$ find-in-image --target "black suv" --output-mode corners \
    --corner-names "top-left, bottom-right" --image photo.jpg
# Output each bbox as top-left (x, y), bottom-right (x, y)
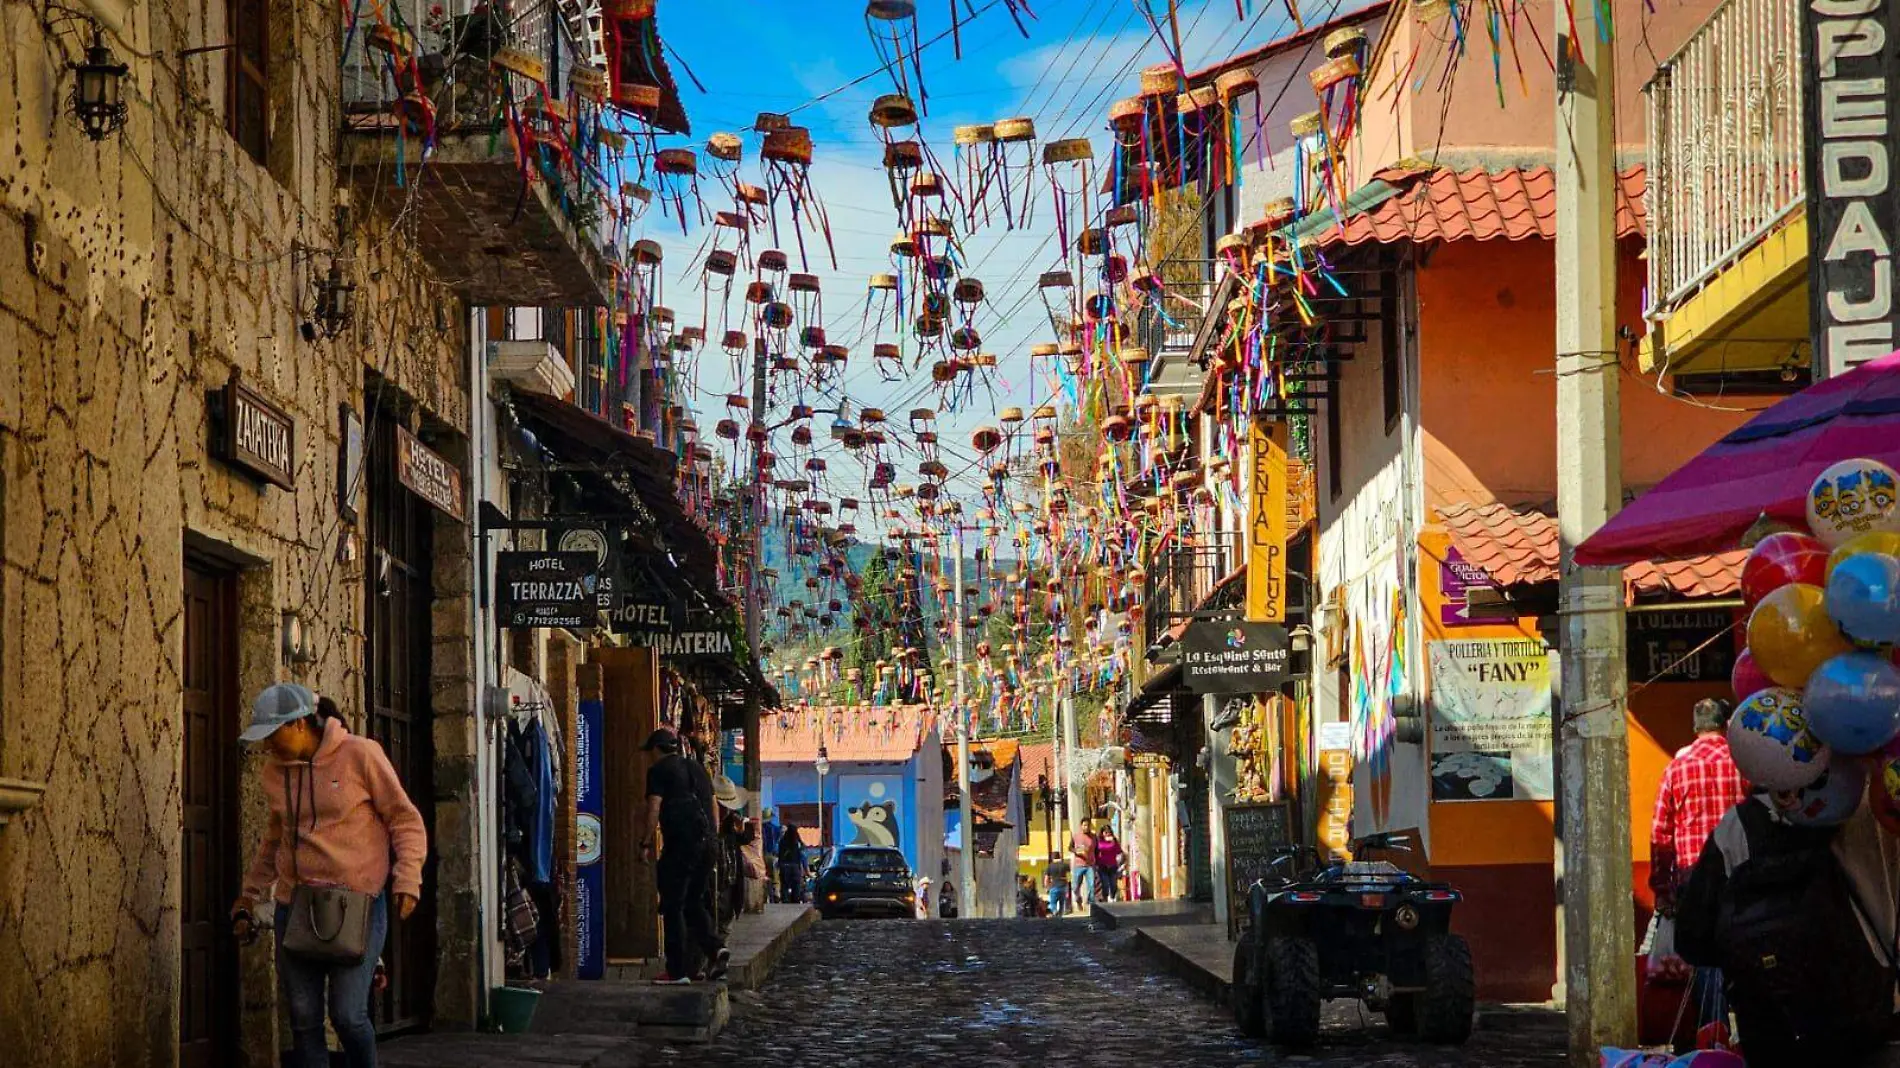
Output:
top-left (813, 846), bottom-right (917, 919)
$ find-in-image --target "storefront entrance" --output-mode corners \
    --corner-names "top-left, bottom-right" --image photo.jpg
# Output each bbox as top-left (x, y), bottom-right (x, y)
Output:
top-left (366, 415), bottom-right (438, 1033)
top-left (180, 559), bottom-right (239, 1068)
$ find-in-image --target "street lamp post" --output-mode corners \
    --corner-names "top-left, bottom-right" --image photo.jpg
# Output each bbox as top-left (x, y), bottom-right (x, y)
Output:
top-left (814, 745), bottom-right (830, 849)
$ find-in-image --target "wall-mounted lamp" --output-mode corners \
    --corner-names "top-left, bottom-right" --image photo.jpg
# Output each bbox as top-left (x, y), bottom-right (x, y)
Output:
top-left (281, 610), bottom-right (314, 666)
top-left (70, 31), bottom-right (128, 141)
top-left (314, 259), bottom-right (357, 337)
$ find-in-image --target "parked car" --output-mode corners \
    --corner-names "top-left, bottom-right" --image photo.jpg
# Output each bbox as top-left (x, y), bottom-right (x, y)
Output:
top-left (813, 846), bottom-right (917, 919)
top-left (1232, 833), bottom-right (1474, 1047)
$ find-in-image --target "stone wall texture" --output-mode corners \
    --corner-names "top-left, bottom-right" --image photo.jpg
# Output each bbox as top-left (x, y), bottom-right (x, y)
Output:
top-left (0, 0), bottom-right (473, 1064)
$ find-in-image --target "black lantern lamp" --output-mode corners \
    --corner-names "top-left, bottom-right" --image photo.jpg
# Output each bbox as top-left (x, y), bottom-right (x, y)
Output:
top-left (314, 259), bottom-right (356, 337)
top-left (71, 32), bottom-right (129, 141)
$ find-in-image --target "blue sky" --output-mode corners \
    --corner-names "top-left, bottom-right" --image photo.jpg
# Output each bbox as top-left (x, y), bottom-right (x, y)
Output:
top-left (642, 0), bottom-right (1317, 514)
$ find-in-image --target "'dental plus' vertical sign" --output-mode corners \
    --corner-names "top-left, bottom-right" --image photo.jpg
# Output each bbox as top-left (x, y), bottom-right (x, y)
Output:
top-left (1804, 0), bottom-right (1900, 377)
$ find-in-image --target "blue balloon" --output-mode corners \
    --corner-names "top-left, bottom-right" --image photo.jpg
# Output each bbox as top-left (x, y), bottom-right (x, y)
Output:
top-left (1827, 552), bottom-right (1900, 646)
top-left (1805, 652), bottom-right (1900, 755)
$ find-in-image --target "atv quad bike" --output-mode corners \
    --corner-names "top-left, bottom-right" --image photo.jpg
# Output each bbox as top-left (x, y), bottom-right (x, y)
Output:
top-left (1231, 832), bottom-right (1475, 1047)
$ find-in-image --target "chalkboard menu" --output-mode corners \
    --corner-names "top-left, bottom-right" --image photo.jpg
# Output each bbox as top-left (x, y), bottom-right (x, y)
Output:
top-left (1224, 801), bottom-right (1293, 936)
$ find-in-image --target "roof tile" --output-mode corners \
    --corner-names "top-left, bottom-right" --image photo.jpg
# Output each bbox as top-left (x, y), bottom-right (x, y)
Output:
top-left (1321, 166), bottom-right (1647, 247)
top-left (1437, 501), bottom-right (1740, 601)
top-left (761, 704), bottom-right (936, 764)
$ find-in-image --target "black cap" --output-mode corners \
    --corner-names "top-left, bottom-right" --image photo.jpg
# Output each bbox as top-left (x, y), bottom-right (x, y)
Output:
top-left (643, 727), bottom-right (680, 752)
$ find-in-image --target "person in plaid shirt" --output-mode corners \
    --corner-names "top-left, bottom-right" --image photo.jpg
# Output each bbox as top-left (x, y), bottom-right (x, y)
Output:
top-left (1651, 698), bottom-right (1750, 913)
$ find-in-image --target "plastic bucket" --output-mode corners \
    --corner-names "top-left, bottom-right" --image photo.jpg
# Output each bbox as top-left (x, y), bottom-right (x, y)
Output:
top-left (489, 985), bottom-right (541, 1034)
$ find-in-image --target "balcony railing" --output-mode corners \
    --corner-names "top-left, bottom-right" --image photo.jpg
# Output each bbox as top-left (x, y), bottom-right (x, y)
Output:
top-left (344, 1), bottom-right (588, 134)
top-left (1644, 0), bottom-right (1802, 316)
top-left (1142, 530), bottom-right (1243, 653)
top-left (1137, 259), bottom-right (1221, 357)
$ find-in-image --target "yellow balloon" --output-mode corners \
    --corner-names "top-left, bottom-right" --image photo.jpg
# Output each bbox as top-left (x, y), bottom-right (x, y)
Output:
top-left (1827, 532), bottom-right (1900, 576)
top-left (1747, 582), bottom-right (1853, 689)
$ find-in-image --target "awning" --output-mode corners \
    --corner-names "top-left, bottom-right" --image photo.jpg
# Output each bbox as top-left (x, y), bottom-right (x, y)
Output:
top-left (1438, 501), bottom-right (1743, 601)
top-left (1283, 165), bottom-right (1648, 247)
top-left (506, 390), bottom-right (724, 601)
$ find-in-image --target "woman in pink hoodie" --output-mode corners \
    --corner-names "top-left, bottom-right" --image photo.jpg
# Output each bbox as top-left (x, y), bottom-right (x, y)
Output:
top-left (231, 683), bottom-right (427, 1068)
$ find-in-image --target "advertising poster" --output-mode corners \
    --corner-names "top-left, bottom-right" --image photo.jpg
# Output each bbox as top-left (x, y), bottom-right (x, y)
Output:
top-left (837, 773), bottom-right (905, 856)
top-left (575, 696), bottom-right (604, 978)
top-left (1427, 639), bottom-right (1553, 802)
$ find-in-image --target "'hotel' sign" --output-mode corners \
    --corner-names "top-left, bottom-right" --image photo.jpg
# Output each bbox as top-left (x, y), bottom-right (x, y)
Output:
top-left (218, 381), bottom-right (295, 490)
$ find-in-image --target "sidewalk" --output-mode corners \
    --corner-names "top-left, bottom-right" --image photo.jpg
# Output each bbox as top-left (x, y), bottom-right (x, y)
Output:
top-left (375, 905), bottom-right (817, 1064)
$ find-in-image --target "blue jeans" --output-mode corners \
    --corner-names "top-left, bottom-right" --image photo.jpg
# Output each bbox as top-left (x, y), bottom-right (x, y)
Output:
top-left (1071, 864), bottom-right (1095, 904)
top-left (275, 892), bottom-right (388, 1068)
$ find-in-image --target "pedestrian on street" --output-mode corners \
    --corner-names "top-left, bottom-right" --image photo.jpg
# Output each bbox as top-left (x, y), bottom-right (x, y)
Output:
top-left (777, 823), bottom-right (809, 904)
top-left (713, 777), bottom-right (753, 940)
top-left (1094, 827), bottom-right (1124, 902)
top-left (914, 875), bottom-right (932, 919)
top-left (1017, 875), bottom-right (1041, 918)
top-left (641, 727), bottom-right (729, 984)
top-left (1045, 857), bottom-right (1071, 916)
top-left (230, 685), bottom-right (427, 1068)
top-left (1649, 697), bottom-right (1748, 1042)
top-left (761, 809), bottom-right (783, 901)
top-left (1070, 823), bottom-right (1097, 906)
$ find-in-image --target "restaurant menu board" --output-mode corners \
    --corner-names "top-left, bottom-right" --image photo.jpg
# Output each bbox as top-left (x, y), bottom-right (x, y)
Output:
top-left (1224, 801), bottom-right (1293, 937)
top-left (1427, 639), bottom-right (1554, 802)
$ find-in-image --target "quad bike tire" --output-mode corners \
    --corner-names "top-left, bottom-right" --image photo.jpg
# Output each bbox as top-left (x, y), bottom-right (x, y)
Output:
top-left (1416, 933), bottom-right (1475, 1044)
top-left (1264, 935), bottom-right (1322, 1047)
top-left (1231, 941), bottom-right (1267, 1038)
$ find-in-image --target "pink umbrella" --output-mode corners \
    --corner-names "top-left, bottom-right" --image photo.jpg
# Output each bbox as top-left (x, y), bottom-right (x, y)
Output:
top-left (1576, 350), bottom-right (1900, 566)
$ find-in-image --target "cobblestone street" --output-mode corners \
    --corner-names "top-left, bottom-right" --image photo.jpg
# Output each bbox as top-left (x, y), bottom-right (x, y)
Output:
top-left (638, 919), bottom-right (1568, 1067)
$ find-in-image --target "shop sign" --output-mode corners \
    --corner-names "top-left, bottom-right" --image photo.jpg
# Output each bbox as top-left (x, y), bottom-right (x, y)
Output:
top-left (1244, 420), bottom-right (1289, 623)
top-left (1438, 547), bottom-right (1501, 627)
top-left (496, 551), bottom-right (599, 629)
top-left (1179, 621), bottom-right (1290, 695)
top-left (1426, 639), bottom-right (1553, 802)
top-left (634, 628), bottom-right (736, 658)
top-left (1627, 608), bottom-right (1737, 683)
top-left (395, 425), bottom-right (465, 521)
top-left (338, 404), bottom-right (363, 523)
top-left (1224, 801), bottom-right (1293, 937)
top-left (1803, 0), bottom-right (1900, 377)
top-left (610, 598), bottom-right (681, 634)
top-left (217, 380), bottom-right (295, 489)
top-left (575, 694), bottom-right (604, 979)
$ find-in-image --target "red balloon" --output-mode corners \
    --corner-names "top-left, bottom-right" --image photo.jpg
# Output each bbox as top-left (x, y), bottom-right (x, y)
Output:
top-left (1732, 649), bottom-right (1774, 703)
top-left (1742, 532), bottom-right (1830, 607)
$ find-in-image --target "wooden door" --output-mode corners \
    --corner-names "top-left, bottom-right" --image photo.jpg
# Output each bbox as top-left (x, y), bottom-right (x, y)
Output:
top-left (181, 561), bottom-right (239, 1068)
top-left (365, 416), bottom-right (437, 1033)
top-left (593, 646), bottom-right (659, 961)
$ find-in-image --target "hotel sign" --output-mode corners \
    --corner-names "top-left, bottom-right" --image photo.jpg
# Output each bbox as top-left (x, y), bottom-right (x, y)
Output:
top-left (1803, 0), bottom-right (1900, 377)
top-left (217, 381), bottom-right (295, 490)
top-left (395, 425), bottom-right (465, 522)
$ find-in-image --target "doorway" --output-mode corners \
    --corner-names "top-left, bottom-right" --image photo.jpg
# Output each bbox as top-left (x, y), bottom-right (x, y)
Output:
top-left (365, 415), bottom-right (438, 1033)
top-left (180, 559), bottom-right (239, 1068)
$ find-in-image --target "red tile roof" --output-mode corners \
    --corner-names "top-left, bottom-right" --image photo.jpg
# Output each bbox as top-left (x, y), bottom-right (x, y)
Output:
top-left (1437, 502), bottom-right (1742, 601)
top-left (760, 703), bottom-right (937, 764)
top-left (1319, 166), bottom-right (1648, 247)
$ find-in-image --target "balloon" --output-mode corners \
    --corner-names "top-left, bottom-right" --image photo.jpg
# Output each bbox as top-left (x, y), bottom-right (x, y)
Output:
top-left (1870, 740), bottom-right (1900, 835)
top-left (1770, 756), bottom-right (1868, 827)
top-left (1746, 583), bottom-right (1852, 688)
top-left (1828, 531), bottom-right (1900, 576)
top-left (1731, 648), bottom-right (1774, 703)
top-left (1807, 458), bottom-right (1900, 548)
top-left (1727, 687), bottom-right (1830, 790)
top-left (1805, 651), bottom-right (1900, 755)
top-left (1825, 551), bottom-right (1900, 646)
top-left (1741, 532), bottom-right (1830, 606)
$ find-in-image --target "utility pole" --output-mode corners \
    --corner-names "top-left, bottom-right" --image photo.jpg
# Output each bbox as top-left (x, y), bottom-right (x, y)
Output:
top-left (1062, 688), bottom-right (1082, 869)
top-left (1553, 5), bottom-right (1634, 1062)
top-left (743, 342), bottom-right (769, 820)
top-left (952, 525), bottom-right (977, 918)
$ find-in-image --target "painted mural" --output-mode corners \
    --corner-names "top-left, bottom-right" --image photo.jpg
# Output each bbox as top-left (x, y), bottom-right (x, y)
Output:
top-left (838, 774), bottom-right (905, 851)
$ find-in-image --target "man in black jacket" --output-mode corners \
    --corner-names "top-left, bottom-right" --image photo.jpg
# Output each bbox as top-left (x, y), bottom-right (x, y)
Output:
top-left (641, 727), bottom-right (728, 983)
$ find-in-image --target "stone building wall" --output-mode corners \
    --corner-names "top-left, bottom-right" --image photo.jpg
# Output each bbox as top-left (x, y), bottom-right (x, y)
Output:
top-left (0, 0), bottom-right (477, 1064)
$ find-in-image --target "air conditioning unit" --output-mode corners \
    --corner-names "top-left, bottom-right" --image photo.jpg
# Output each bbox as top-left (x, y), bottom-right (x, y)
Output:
top-left (486, 339), bottom-right (575, 398)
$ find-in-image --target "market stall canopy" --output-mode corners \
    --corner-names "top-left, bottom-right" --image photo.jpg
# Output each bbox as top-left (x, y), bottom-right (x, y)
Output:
top-left (1575, 351), bottom-right (1900, 566)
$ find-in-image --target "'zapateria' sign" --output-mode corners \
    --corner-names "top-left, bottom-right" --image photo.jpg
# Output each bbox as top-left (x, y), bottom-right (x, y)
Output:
top-left (218, 381), bottom-right (295, 489)
top-left (496, 551), bottom-right (599, 629)
top-left (1803, 0), bottom-right (1900, 377)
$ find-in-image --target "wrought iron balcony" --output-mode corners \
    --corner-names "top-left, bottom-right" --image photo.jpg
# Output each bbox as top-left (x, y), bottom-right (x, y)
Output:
top-left (341, 0), bottom-right (616, 306)
top-left (1643, 0), bottom-right (1802, 317)
top-left (1141, 530), bottom-right (1244, 653)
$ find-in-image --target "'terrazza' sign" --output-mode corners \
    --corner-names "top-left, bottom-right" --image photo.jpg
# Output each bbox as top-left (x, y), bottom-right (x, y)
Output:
top-left (1804, 0), bottom-right (1900, 377)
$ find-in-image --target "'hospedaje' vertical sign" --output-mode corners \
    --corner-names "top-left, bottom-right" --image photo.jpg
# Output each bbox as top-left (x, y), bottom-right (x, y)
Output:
top-left (1804, 0), bottom-right (1900, 378)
